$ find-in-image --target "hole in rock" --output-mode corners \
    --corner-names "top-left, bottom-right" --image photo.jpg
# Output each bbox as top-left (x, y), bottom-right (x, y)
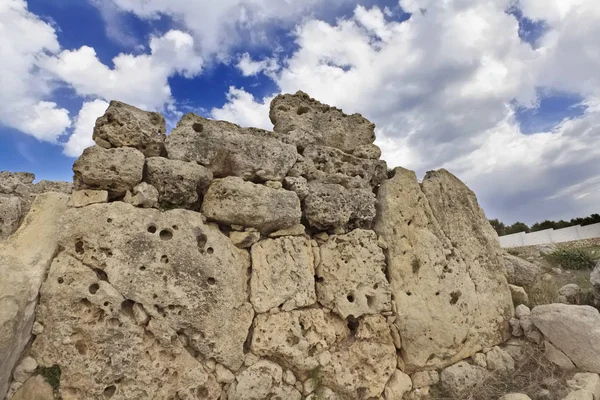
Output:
top-left (315, 275), bottom-right (324, 283)
top-left (104, 302), bottom-right (110, 307)
top-left (94, 268), bottom-right (108, 281)
top-left (109, 166), bottom-right (118, 172)
top-left (147, 225), bottom-right (157, 234)
top-left (347, 315), bottom-right (360, 332)
top-left (297, 106), bottom-right (310, 115)
top-left (450, 291), bottom-right (461, 305)
top-left (103, 385), bottom-right (116, 398)
top-left (139, 266), bottom-right (146, 271)
top-left (192, 123), bottom-right (204, 133)
top-left (407, 219), bottom-right (412, 226)
top-left (197, 234), bottom-right (207, 252)
top-left (207, 277), bottom-right (216, 286)
top-left (57, 277), bottom-right (64, 284)
top-left (75, 340), bottom-right (87, 355)
top-left (346, 294), bottom-right (355, 303)
top-left (206, 247), bottom-right (214, 254)
top-left (406, 291), bottom-right (412, 296)
top-left (107, 218), bottom-right (113, 223)
top-left (75, 240), bottom-right (85, 254)
top-left (121, 300), bottom-right (135, 318)
top-left (159, 229), bottom-right (173, 241)
top-left (196, 387), bottom-right (209, 399)
top-left (89, 284), bottom-right (100, 294)
top-left (435, 291), bottom-right (440, 296)
top-left (172, 225), bottom-right (179, 230)
top-left (366, 295), bottom-right (375, 308)
top-left (160, 255), bottom-right (169, 264)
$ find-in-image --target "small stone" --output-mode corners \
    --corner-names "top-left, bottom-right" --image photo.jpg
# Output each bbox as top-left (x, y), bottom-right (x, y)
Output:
top-left (132, 303), bottom-right (150, 326)
top-left (229, 231), bottom-right (261, 249)
top-left (558, 284), bottom-right (581, 304)
top-left (318, 350), bottom-right (332, 366)
top-left (509, 284), bottom-right (529, 306)
top-left (510, 318), bottom-right (523, 337)
top-left (567, 373), bottom-right (600, 399)
top-left (283, 370), bottom-right (297, 386)
top-left (31, 322), bottom-right (44, 335)
top-left (204, 359), bottom-right (216, 372)
top-left (472, 353), bottom-right (487, 368)
top-left (6, 381), bottom-right (23, 399)
top-left (485, 346), bottom-right (515, 374)
top-left (10, 376), bottom-right (53, 400)
top-left (384, 370), bottom-right (412, 399)
top-left (244, 352), bottom-right (260, 367)
top-left (215, 364), bottom-right (235, 384)
top-left (265, 181), bottom-right (283, 189)
top-left (411, 370), bottom-right (439, 389)
top-left (123, 182), bottom-right (159, 208)
top-left (231, 224), bottom-right (244, 231)
top-left (564, 390), bottom-right (594, 400)
top-left (68, 190), bottom-right (108, 208)
top-left (515, 304), bottom-right (531, 319)
top-left (314, 232), bottom-right (329, 242)
top-left (303, 378), bottom-right (318, 395)
top-left (12, 357), bottom-right (38, 383)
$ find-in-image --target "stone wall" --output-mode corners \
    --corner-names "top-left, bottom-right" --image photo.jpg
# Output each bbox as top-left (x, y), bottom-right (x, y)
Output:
top-left (1, 93), bottom-right (513, 400)
top-left (0, 172), bottom-right (71, 240)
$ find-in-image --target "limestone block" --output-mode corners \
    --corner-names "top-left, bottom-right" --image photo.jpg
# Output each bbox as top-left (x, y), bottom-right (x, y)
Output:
top-left (384, 370), bottom-right (412, 399)
top-left (69, 190), bottom-right (108, 208)
top-left (250, 236), bottom-right (316, 313)
top-left (202, 177), bottom-right (301, 234)
top-left (0, 195), bottom-right (22, 239)
top-left (123, 182), bottom-right (159, 208)
top-left (11, 376), bottom-right (53, 400)
top-left (545, 340), bottom-right (576, 370)
top-left (440, 361), bottom-right (488, 397)
top-left (145, 157), bottom-right (212, 207)
top-left (93, 100), bottom-right (166, 157)
top-left (503, 253), bottom-right (541, 287)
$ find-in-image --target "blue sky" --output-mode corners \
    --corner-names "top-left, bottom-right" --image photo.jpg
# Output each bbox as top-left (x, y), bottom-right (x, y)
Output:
top-left (1, 0), bottom-right (600, 225)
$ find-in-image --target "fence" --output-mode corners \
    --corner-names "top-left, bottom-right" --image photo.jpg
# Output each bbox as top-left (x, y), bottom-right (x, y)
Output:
top-left (498, 223), bottom-right (600, 248)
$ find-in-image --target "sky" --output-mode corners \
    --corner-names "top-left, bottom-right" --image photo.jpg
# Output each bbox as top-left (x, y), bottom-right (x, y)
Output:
top-left (1, 0), bottom-right (600, 225)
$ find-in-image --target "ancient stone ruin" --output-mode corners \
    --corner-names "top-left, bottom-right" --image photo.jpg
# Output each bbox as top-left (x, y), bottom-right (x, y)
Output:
top-left (1, 91), bottom-right (519, 399)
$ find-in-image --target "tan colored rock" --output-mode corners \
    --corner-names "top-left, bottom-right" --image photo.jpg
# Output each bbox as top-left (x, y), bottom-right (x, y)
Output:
top-left (485, 346), bottom-right (515, 374)
top-left (510, 318), bottom-right (524, 337)
top-left (11, 375), bottom-right (54, 400)
top-left (202, 177), bottom-right (301, 234)
top-left (567, 373), bottom-right (600, 399)
top-left (565, 390), bottom-right (595, 400)
top-left (12, 356), bottom-right (38, 383)
top-left (269, 91), bottom-right (375, 152)
top-left (303, 182), bottom-right (375, 231)
top-left (316, 229), bottom-right (391, 319)
top-left (299, 145), bottom-right (387, 188)
top-left (229, 231), bottom-right (261, 248)
top-left (545, 340), bottom-right (576, 370)
top-left (268, 224), bottom-right (306, 238)
top-left (352, 144), bottom-right (382, 160)
top-left (32, 203), bottom-right (253, 386)
top-left (283, 176), bottom-right (309, 199)
top-left (472, 353), bottom-right (487, 368)
top-left (166, 113), bottom-right (297, 182)
top-left (503, 253), bottom-right (541, 287)
top-left (515, 304), bottom-right (531, 319)
top-left (73, 146), bottom-right (145, 198)
top-left (69, 189), bottom-right (108, 208)
top-left (384, 370), bottom-right (412, 399)
top-left (0, 172), bottom-right (34, 193)
top-left (532, 304), bottom-right (600, 373)
top-left (123, 182), bottom-right (159, 208)
top-left (0, 193), bottom-right (68, 399)
top-left (440, 361), bottom-right (488, 397)
top-left (215, 364), bottom-right (235, 384)
top-left (93, 100), bottom-right (166, 157)
top-left (0, 195), bottom-right (22, 239)
top-left (558, 284), bottom-right (581, 304)
top-left (411, 371), bottom-right (439, 389)
top-left (144, 157), bottom-right (213, 207)
top-left (374, 167), bottom-right (512, 372)
top-left (510, 284), bottom-right (530, 306)
top-left (227, 360), bottom-right (287, 400)
top-left (250, 236), bottom-right (316, 313)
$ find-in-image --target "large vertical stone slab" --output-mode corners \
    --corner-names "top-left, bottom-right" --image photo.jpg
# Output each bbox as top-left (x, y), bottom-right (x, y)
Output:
top-left (0, 193), bottom-right (69, 399)
top-left (374, 167), bottom-right (511, 372)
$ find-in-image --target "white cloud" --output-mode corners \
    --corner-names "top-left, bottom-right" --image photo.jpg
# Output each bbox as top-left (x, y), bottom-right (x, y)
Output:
top-left (0, 0), bottom-right (71, 141)
top-left (41, 30), bottom-right (203, 111)
top-left (212, 0), bottom-right (600, 224)
top-left (211, 87), bottom-right (272, 129)
top-left (237, 53), bottom-right (279, 77)
top-left (63, 100), bottom-right (110, 157)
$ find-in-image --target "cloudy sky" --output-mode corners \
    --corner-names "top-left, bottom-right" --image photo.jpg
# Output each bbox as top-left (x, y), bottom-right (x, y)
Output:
top-left (1, 0), bottom-right (599, 225)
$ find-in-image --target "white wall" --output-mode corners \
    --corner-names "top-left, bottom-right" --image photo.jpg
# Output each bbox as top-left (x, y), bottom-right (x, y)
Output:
top-left (498, 222), bottom-right (600, 248)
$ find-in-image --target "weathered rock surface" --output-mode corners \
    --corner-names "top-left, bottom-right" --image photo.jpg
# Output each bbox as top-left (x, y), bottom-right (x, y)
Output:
top-left (374, 167), bottom-right (512, 372)
top-left (532, 304), bottom-right (600, 373)
top-left (166, 113), bottom-right (297, 181)
top-left (302, 182), bottom-right (375, 231)
top-left (316, 229), bottom-right (391, 319)
top-left (503, 253), bottom-right (541, 287)
top-left (0, 196), bottom-right (22, 240)
top-left (270, 91), bottom-right (376, 152)
top-left (567, 373), bottom-right (600, 399)
top-left (384, 370), bottom-right (412, 399)
top-left (202, 177), bottom-right (301, 233)
top-left (31, 202), bottom-right (253, 399)
top-left (251, 310), bottom-right (396, 399)
top-left (510, 284), bottom-right (530, 306)
top-left (10, 375), bottom-right (54, 400)
top-left (440, 361), bottom-right (488, 397)
top-left (545, 340), bottom-right (576, 370)
top-left (69, 189), bottom-right (108, 208)
top-left (0, 193), bottom-right (69, 399)
top-left (123, 182), bottom-right (159, 208)
top-left (250, 236), bottom-right (316, 313)
top-left (227, 360), bottom-right (301, 400)
top-left (93, 100), bottom-right (166, 157)
top-left (144, 157), bottom-right (212, 207)
top-left (73, 146), bottom-right (144, 198)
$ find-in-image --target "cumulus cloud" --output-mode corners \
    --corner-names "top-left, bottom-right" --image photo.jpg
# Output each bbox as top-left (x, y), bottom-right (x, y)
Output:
top-left (63, 100), bottom-right (110, 157)
top-left (237, 53), bottom-right (279, 77)
top-left (211, 0), bottom-right (600, 224)
top-left (41, 30), bottom-right (203, 111)
top-left (0, 0), bottom-right (71, 141)
top-left (211, 87), bottom-right (272, 129)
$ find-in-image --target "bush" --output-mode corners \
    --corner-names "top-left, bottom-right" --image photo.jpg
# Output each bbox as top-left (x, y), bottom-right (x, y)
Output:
top-left (544, 249), bottom-right (596, 271)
